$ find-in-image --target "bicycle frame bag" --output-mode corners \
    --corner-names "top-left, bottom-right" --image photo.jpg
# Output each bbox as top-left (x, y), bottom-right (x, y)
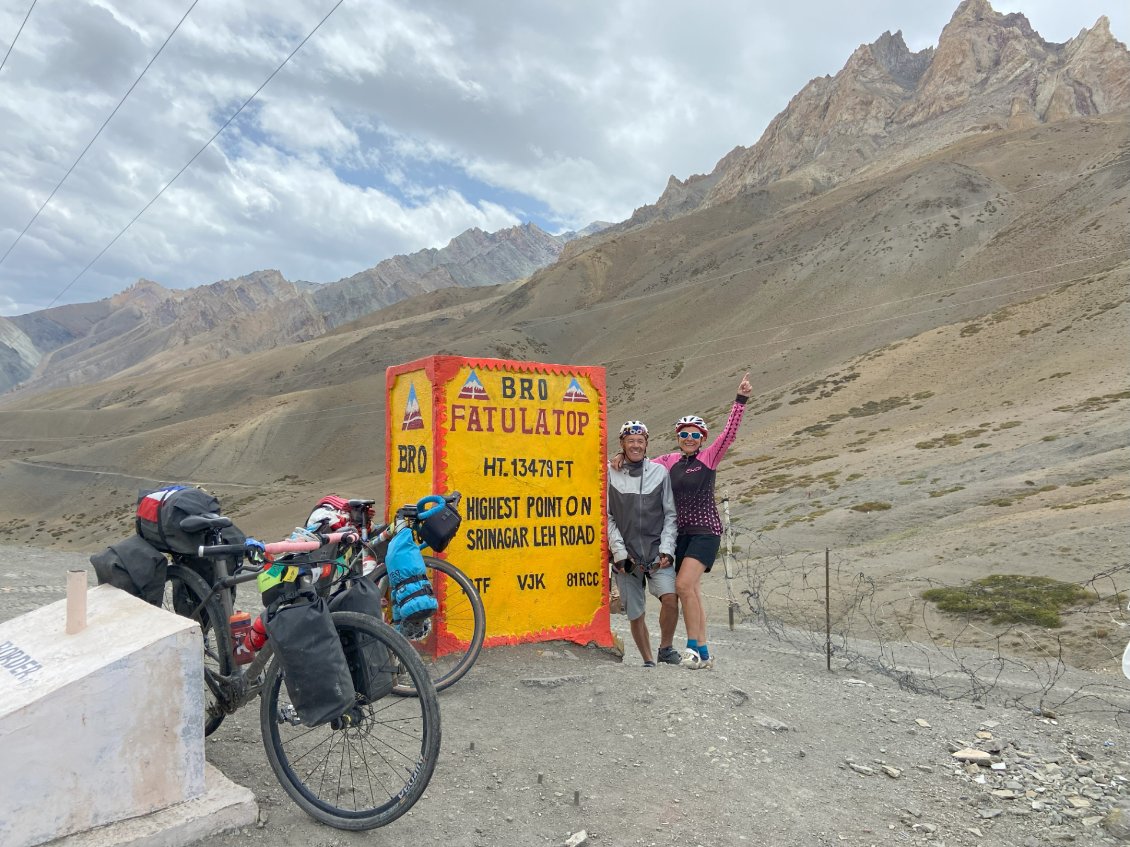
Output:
top-left (90, 535), bottom-right (168, 606)
top-left (415, 503), bottom-right (461, 553)
top-left (265, 594), bottom-right (355, 726)
top-left (136, 485), bottom-right (246, 555)
top-left (328, 578), bottom-right (395, 702)
top-left (386, 527), bottom-right (438, 625)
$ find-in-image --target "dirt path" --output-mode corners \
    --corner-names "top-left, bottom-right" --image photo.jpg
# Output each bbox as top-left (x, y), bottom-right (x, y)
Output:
top-left (3, 544), bottom-right (1129, 846)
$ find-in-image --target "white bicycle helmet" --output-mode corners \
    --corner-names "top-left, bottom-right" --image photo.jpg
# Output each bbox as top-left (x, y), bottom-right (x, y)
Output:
top-left (674, 415), bottom-right (708, 435)
top-left (619, 420), bottom-right (649, 438)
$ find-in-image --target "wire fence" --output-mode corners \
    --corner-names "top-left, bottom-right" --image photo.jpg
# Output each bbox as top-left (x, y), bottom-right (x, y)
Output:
top-left (710, 510), bottom-right (1130, 722)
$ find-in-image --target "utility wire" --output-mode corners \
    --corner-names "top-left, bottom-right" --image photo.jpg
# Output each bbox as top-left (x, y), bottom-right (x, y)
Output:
top-left (0, 0), bottom-right (36, 74)
top-left (0, 0), bottom-right (202, 268)
top-left (44, 0), bottom-right (345, 309)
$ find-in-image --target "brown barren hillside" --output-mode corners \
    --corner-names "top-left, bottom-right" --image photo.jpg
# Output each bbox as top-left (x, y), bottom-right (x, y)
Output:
top-left (0, 118), bottom-right (1125, 646)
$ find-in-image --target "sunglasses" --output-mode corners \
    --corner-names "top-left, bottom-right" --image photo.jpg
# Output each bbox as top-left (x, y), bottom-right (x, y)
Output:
top-left (622, 426), bottom-right (648, 436)
top-left (677, 431), bottom-right (704, 440)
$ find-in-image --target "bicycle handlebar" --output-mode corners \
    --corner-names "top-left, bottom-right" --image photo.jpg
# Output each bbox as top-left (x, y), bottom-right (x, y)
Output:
top-left (197, 531), bottom-right (356, 559)
top-left (263, 531), bottom-right (355, 555)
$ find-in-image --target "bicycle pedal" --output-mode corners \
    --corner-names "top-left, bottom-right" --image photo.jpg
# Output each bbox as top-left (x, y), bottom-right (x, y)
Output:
top-left (277, 704), bottom-right (302, 726)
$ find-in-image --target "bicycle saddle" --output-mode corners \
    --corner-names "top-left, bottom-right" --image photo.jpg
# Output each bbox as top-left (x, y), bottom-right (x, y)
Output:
top-left (180, 513), bottom-right (233, 533)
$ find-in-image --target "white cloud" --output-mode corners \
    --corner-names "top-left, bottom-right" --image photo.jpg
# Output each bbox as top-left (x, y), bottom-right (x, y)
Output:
top-left (0, 0), bottom-right (1124, 314)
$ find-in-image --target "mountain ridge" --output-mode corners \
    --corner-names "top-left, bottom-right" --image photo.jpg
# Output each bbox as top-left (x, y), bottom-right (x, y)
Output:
top-left (2, 222), bottom-right (584, 394)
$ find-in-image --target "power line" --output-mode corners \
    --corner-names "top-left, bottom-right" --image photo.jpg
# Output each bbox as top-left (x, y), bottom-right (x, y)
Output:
top-left (0, 0), bottom-right (202, 268)
top-left (44, 0), bottom-right (345, 309)
top-left (0, 0), bottom-right (36, 74)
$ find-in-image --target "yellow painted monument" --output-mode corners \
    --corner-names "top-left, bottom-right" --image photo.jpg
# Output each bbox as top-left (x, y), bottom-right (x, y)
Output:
top-left (386, 356), bottom-right (612, 648)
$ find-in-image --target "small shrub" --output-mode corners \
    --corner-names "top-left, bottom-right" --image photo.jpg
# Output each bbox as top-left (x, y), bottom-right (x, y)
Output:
top-left (928, 485), bottom-right (965, 498)
top-left (921, 574), bottom-right (1089, 628)
top-left (850, 501), bottom-right (891, 513)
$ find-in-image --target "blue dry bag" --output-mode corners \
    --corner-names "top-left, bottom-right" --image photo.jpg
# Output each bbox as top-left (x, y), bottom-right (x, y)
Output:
top-left (386, 527), bottom-right (438, 625)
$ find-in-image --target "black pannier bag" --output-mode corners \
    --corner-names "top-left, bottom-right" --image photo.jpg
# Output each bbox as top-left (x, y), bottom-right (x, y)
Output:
top-left (136, 485), bottom-right (245, 555)
top-left (264, 594), bottom-right (356, 726)
top-left (90, 535), bottom-right (168, 606)
top-left (416, 502), bottom-right (461, 552)
top-left (329, 578), bottom-right (395, 703)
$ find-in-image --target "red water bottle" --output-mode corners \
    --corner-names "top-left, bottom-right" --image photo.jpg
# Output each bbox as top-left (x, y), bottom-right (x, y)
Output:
top-left (229, 611), bottom-right (254, 665)
top-left (247, 613), bottom-right (268, 652)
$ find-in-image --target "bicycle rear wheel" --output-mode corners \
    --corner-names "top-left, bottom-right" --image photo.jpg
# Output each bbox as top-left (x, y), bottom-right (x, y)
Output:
top-left (373, 555), bottom-right (486, 695)
top-left (162, 564), bottom-right (233, 736)
top-left (260, 610), bottom-right (441, 831)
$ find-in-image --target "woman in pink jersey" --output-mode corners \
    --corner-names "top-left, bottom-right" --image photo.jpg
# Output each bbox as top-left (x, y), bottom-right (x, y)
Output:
top-left (650, 372), bottom-right (752, 669)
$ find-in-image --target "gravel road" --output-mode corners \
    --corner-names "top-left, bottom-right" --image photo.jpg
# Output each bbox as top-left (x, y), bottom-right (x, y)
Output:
top-left (4, 544), bottom-right (1130, 847)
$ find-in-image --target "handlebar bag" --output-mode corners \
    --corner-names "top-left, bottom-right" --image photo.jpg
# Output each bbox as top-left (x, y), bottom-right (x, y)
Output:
top-left (328, 578), bottom-right (395, 702)
top-left (415, 503), bottom-right (461, 553)
top-left (90, 535), bottom-right (168, 606)
top-left (386, 528), bottom-right (438, 625)
top-left (265, 595), bottom-right (355, 726)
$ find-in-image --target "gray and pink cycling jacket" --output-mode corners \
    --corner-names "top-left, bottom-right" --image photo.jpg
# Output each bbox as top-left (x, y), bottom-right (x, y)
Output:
top-left (652, 396), bottom-right (748, 536)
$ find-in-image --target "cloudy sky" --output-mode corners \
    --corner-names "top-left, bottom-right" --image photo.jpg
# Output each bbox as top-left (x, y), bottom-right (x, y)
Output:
top-left (0, 0), bottom-right (1124, 315)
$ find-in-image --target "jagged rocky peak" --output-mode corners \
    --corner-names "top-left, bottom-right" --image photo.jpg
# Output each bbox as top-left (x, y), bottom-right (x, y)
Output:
top-left (867, 30), bottom-right (933, 89)
top-left (110, 278), bottom-right (172, 310)
top-left (699, 0), bottom-right (1129, 208)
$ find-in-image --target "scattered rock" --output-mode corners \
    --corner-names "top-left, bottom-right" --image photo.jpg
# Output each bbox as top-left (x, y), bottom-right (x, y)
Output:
top-left (848, 763), bottom-right (875, 776)
top-left (753, 715), bottom-right (789, 732)
top-left (565, 830), bottom-right (588, 847)
top-left (881, 765), bottom-right (902, 779)
top-left (520, 675), bottom-right (591, 688)
top-left (1104, 802), bottom-right (1130, 840)
top-left (953, 748), bottom-right (993, 765)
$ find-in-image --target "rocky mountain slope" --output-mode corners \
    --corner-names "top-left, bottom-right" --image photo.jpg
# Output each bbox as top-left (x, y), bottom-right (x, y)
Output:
top-left (0, 2), bottom-right (1125, 676)
top-left (615, 0), bottom-right (1129, 235)
top-left (1, 223), bottom-right (570, 394)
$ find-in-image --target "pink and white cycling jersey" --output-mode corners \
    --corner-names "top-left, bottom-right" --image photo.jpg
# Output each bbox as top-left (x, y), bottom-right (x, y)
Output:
top-left (652, 397), bottom-right (748, 535)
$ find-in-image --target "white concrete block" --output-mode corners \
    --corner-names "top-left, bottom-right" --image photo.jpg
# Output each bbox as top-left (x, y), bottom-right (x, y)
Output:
top-left (0, 585), bottom-right (205, 847)
top-left (47, 763), bottom-right (258, 847)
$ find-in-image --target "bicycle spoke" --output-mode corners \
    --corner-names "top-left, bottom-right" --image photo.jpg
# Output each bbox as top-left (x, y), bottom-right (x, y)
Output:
top-left (261, 611), bottom-right (439, 828)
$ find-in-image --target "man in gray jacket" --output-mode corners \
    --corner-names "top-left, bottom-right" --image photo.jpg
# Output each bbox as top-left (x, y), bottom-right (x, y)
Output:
top-left (607, 420), bottom-right (679, 666)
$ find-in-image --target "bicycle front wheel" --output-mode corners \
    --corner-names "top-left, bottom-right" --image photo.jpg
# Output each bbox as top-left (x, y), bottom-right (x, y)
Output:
top-left (259, 610), bottom-right (441, 831)
top-left (373, 555), bottom-right (486, 695)
top-left (162, 564), bottom-right (233, 736)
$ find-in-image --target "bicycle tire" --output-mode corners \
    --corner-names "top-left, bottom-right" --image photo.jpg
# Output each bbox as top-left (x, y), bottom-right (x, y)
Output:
top-left (372, 555), bottom-right (486, 695)
top-left (162, 564), bottom-right (234, 736)
top-left (259, 610), bottom-right (441, 831)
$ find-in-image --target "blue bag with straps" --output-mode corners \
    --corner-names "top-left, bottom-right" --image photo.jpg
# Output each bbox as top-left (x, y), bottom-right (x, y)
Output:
top-left (386, 527), bottom-right (437, 625)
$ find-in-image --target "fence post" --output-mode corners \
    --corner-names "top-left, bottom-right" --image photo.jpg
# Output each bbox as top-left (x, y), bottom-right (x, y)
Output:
top-left (722, 496), bottom-right (737, 630)
top-left (66, 569), bottom-right (87, 635)
top-left (825, 547), bottom-right (831, 671)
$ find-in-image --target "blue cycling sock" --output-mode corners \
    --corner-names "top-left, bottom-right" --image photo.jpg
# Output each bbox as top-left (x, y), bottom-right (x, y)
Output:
top-left (698, 644), bottom-right (710, 660)
top-left (686, 638), bottom-right (698, 651)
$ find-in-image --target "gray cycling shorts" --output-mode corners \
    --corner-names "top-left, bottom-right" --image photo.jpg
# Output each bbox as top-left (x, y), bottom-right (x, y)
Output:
top-left (614, 564), bottom-right (675, 621)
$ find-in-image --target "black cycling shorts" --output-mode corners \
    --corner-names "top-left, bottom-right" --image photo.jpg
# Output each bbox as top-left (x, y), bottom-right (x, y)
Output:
top-left (674, 534), bottom-right (721, 572)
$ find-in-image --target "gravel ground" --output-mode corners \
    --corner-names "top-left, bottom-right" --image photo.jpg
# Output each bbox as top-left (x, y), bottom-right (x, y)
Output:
top-left (4, 544), bottom-right (1130, 847)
